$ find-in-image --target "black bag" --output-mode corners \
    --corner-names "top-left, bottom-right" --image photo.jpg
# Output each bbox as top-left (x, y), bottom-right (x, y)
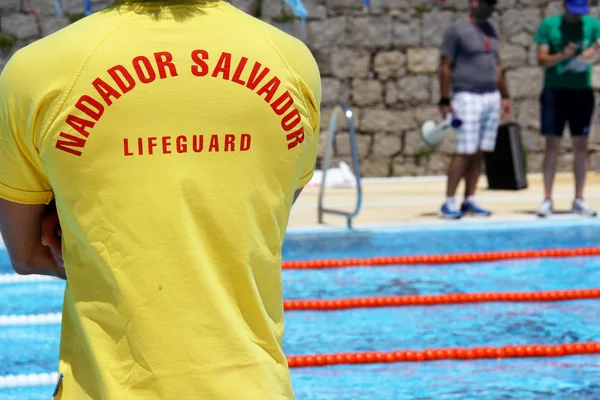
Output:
top-left (484, 122), bottom-right (528, 190)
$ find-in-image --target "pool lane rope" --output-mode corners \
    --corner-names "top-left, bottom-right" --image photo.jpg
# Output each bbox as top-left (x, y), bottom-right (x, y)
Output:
top-left (284, 288), bottom-right (600, 310)
top-left (282, 246), bottom-right (600, 270)
top-left (2, 343), bottom-right (598, 388)
top-left (0, 372), bottom-right (58, 389)
top-left (0, 274), bottom-right (54, 284)
top-left (2, 288), bottom-right (599, 326)
top-left (286, 342), bottom-right (600, 368)
top-left (0, 313), bottom-right (61, 326)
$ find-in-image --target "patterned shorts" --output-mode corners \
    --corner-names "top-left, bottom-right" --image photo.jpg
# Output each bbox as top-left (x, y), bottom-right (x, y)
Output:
top-left (452, 91), bottom-right (501, 155)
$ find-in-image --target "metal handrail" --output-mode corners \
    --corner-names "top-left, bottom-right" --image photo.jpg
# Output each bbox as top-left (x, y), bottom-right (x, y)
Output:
top-left (317, 103), bottom-right (363, 229)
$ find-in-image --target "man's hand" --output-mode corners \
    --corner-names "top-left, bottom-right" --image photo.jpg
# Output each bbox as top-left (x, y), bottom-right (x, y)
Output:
top-left (41, 202), bottom-right (63, 268)
top-left (439, 105), bottom-right (453, 119)
top-left (501, 99), bottom-right (512, 119)
top-left (563, 42), bottom-right (578, 59)
top-left (578, 46), bottom-right (596, 60)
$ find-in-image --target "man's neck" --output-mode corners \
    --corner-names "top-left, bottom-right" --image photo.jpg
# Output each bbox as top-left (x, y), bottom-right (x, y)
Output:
top-left (564, 12), bottom-right (581, 23)
top-left (470, 14), bottom-right (487, 24)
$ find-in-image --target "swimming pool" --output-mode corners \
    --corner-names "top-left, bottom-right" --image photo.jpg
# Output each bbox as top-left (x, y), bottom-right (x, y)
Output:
top-left (1, 218), bottom-right (600, 399)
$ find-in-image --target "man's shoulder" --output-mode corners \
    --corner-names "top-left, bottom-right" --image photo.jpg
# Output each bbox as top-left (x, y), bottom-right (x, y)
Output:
top-left (223, 5), bottom-right (316, 67)
top-left (582, 14), bottom-right (600, 26)
top-left (4, 11), bottom-right (124, 87)
top-left (539, 14), bottom-right (561, 27)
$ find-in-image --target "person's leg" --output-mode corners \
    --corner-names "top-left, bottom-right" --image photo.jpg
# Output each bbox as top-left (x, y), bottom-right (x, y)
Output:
top-left (542, 136), bottom-right (562, 200)
top-left (538, 88), bottom-right (565, 217)
top-left (461, 91), bottom-right (500, 216)
top-left (446, 154), bottom-right (470, 198)
top-left (569, 89), bottom-right (597, 216)
top-left (440, 92), bottom-right (480, 218)
top-left (573, 136), bottom-right (588, 198)
top-left (463, 151), bottom-right (483, 198)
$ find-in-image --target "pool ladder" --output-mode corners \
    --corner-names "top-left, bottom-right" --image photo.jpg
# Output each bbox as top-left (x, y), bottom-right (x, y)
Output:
top-left (317, 103), bottom-right (363, 229)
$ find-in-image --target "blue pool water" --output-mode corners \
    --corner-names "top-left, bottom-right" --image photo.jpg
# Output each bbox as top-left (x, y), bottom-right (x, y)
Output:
top-left (1, 218), bottom-right (600, 399)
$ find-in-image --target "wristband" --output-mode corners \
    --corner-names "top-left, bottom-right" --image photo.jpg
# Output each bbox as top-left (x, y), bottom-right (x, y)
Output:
top-left (438, 97), bottom-right (451, 107)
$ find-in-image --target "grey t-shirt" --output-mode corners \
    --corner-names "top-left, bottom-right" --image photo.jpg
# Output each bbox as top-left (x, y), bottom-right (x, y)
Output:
top-left (441, 18), bottom-right (500, 94)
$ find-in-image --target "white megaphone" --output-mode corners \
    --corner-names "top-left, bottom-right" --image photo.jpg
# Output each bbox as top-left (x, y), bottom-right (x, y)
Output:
top-left (421, 113), bottom-right (462, 148)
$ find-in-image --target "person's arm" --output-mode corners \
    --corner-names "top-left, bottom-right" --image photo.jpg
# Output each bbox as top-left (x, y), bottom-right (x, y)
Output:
top-left (496, 54), bottom-right (512, 118)
top-left (439, 25), bottom-right (457, 116)
top-left (533, 19), bottom-right (574, 69)
top-left (0, 199), bottom-right (65, 279)
top-left (293, 188), bottom-right (304, 204)
top-left (538, 44), bottom-right (573, 69)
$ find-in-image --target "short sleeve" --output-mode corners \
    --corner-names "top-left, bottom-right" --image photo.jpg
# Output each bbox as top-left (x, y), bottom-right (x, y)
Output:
top-left (290, 45), bottom-right (322, 190)
top-left (533, 19), bottom-right (549, 45)
top-left (0, 52), bottom-right (53, 204)
top-left (594, 18), bottom-right (600, 41)
top-left (440, 24), bottom-right (458, 58)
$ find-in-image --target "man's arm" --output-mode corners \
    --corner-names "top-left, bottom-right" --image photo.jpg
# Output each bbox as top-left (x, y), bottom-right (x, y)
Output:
top-left (439, 24), bottom-right (457, 116)
top-left (538, 43), bottom-right (573, 69)
top-left (439, 55), bottom-right (453, 103)
top-left (496, 55), bottom-right (512, 118)
top-left (293, 188), bottom-right (304, 204)
top-left (0, 199), bottom-right (65, 279)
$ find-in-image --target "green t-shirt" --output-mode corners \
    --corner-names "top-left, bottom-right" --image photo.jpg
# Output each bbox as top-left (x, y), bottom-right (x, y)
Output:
top-left (533, 14), bottom-right (600, 89)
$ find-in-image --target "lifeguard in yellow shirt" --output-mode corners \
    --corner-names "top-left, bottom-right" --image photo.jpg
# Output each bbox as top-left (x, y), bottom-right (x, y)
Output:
top-left (0, 0), bottom-right (321, 398)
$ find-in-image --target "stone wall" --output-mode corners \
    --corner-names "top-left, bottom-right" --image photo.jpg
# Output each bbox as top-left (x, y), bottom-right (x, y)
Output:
top-left (1, 0), bottom-right (599, 177)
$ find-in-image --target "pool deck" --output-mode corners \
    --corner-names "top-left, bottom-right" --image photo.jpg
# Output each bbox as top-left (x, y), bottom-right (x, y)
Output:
top-left (288, 172), bottom-right (600, 230)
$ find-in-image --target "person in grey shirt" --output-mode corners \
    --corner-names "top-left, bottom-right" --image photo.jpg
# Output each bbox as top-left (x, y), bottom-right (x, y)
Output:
top-left (438, 0), bottom-right (512, 219)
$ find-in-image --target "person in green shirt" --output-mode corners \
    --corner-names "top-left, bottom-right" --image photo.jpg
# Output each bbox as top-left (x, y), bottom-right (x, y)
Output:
top-left (533, 0), bottom-right (599, 217)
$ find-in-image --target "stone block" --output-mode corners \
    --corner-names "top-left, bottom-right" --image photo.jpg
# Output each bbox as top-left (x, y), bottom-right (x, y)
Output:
top-left (517, 99), bottom-right (541, 132)
top-left (592, 65), bottom-right (600, 90)
top-left (330, 49), bottom-right (371, 79)
top-left (321, 78), bottom-right (351, 105)
top-left (284, 0), bottom-right (327, 19)
top-left (372, 132), bottom-right (402, 157)
top-left (528, 44), bottom-right (539, 66)
top-left (526, 152), bottom-right (544, 173)
top-left (544, 1), bottom-right (562, 17)
top-left (407, 48), bottom-right (439, 73)
top-left (370, 0), bottom-right (411, 14)
top-left (430, 74), bottom-right (440, 104)
top-left (373, 51), bottom-right (406, 80)
top-left (392, 15), bottom-right (421, 48)
top-left (352, 79), bottom-right (383, 106)
top-left (307, 17), bottom-right (347, 50)
top-left (41, 17), bottom-right (69, 37)
top-left (260, 0), bottom-right (283, 18)
top-left (413, 106), bottom-right (441, 125)
top-left (361, 109), bottom-right (415, 133)
top-left (501, 8), bottom-right (541, 37)
top-left (509, 32), bottom-right (533, 47)
top-left (397, 74), bottom-right (431, 104)
top-left (506, 67), bottom-right (543, 99)
top-left (2, 13), bottom-right (39, 40)
top-left (519, 0), bottom-right (547, 7)
top-left (495, 0), bottom-right (518, 10)
top-left (361, 157), bottom-right (393, 177)
top-left (335, 132), bottom-right (373, 158)
top-left (500, 42), bottom-right (528, 69)
top-left (422, 11), bottom-right (455, 47)
top-left (312, 50), bottom-right (332, 76)
top-left (385, 81), bottom-right (399, 105)
top-left (347, 16), bottom-right (393, 48)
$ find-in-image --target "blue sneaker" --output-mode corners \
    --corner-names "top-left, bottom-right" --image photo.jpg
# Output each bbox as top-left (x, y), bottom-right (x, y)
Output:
top-left (439, 202), bottom-right (462, 219)
top-left (461, 200), bottom-right (492, 217)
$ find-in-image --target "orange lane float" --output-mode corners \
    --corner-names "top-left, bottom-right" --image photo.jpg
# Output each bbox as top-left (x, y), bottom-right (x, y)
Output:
top-left (283, 288), bottom-right (600, 311)
top-left (281, 247), bottom-right (600, 270)
top-left (286, 342), bottom-right (600, 368)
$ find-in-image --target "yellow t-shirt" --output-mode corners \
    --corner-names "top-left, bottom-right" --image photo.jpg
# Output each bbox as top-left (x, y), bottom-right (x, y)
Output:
top-left (0, 2), bottom-right (321, 399)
